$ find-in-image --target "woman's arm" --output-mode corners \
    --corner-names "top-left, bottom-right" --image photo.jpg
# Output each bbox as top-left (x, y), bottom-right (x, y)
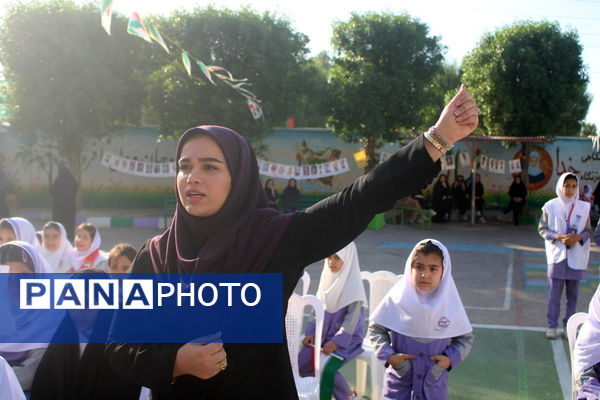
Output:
top-left (282, 134), bottom-right (441, 267)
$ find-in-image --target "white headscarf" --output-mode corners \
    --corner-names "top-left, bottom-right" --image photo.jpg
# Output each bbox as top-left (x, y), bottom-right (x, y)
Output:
top-left (0, 356), bottom-right (25, 400)
top-left (316, 242), bottom-right (367, 313)
top-left (72, 226), bottom-right (102, 269)
top-left (371, 239), bottom-right (472, 339)
top-left (41, 222), bottom-right (74, 273)
top-left (555, 173), bottom-right (579, 216)
top-left (2, 217), bottom-right (41, 251)
top-left (574, 284), bottom-right (600, 374)
top-left (0, 241), bottom-right (53, 353)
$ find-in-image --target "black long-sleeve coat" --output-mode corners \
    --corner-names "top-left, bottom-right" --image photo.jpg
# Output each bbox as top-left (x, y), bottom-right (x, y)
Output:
top-left (105, 135), bottom-right (440, 400)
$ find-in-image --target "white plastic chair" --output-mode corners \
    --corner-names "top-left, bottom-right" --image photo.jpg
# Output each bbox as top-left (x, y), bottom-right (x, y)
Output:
top-left (356, 270), bottom-right (403, 400)
top-left (301, 270), bottom-right (311, 296)
top-left (139, 387), bottom-right (151, 400)
top-left (286, 293), bottom-right (324, 400)
top-left (294, 270), bottom-right (311, 296)
top-left (566, 312), bottom-right (588, 400)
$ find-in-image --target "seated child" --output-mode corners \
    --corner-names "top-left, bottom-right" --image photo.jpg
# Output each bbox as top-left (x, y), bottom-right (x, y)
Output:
top-left (573, 284), bottom-right (600, 400)
top-left (72, 223), bottom-right (107, 271)
top-left (107, 243), bottom-right (137, 274)
top-left (298, 241), bottom-right (367, 400)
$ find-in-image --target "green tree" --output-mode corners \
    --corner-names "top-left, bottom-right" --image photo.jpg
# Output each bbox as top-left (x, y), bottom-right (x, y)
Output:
top-left (289, 51), bottom-right (331, 127)
top-left (580, 122), bottom-right (597, 137)
top-left (144, 7), bottom-right (316, 141)
top-left (329, 12), bottom-right (445, 169)
top-left (462, 21), bottom-right (590, 185)
top-left (0, 0), bottom-right (146, 187)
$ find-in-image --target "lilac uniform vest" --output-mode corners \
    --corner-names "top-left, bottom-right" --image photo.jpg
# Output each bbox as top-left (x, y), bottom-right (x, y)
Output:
top-left (382, 332), bottom-right (450, 400)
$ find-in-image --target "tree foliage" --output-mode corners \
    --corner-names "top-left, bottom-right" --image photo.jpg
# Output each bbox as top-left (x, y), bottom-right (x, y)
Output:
top-left (462, 21), bottom-right (590, 138)
top-left (144, 7), bottom-right (317, 141)
top-left (0, 0), bottom-right (146, 184)
top-left (328, 12), bottom-right (445, 167)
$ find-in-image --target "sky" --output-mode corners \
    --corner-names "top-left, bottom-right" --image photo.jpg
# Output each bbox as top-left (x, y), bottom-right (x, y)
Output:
top-left (3, 0), bottom-right (600, 130)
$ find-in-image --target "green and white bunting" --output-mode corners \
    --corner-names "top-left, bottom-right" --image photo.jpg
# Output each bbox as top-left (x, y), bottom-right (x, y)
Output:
top-left (196, 60), bottom-right (215, 85)
top-left (181, 51), bottom-right (192, 77)
top-left (100, 0), bottom-right (113, 35)
top-left (105, 7), bottom-right (264, 119)
top-left (148, 24), bottom-right (169, 54)
top-left (127, 12), bottom-right (152, 43)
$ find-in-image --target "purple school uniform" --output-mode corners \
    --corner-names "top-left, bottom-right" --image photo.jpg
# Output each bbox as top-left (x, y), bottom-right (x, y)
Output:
top-left (540, 210), bottom-right (592, 329)
top-left (377, 332), bottom-right (463, 400)
top-left (298, 305), bottom-right (366, 400)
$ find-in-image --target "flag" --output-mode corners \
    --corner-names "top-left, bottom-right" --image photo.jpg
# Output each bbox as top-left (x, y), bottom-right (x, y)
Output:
top-left (181, 52), bottom-right (193, 77)
top-left (148, 24), bottom-right (170, 53)
top-left (100, 0), bottom-right (113, 35)
top-left (247, 99), bottom-right (263, 120)
top-left (196, 60), bottom-right (215, 85)
top-left (127, 12), bottom-right (152, 43)
top-left (353, 150), bottom-right (368, 168)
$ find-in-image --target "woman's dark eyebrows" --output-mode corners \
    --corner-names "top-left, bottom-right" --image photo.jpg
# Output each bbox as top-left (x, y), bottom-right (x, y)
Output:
top-left (178, 157), bottom-right (224, 163)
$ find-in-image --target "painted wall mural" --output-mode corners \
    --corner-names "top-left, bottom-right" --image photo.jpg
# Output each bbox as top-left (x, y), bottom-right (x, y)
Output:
top-left (1, 126), bottom-right (598, 201)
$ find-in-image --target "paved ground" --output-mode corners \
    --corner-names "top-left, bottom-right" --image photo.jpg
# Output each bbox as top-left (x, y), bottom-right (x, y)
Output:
top-left (19, 208), bottom-right (600, 400)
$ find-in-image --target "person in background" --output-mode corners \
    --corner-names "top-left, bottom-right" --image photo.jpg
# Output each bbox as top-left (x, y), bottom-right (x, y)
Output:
top-left (30, 269), bottom-right (141, 400)
top-left (40, 221), bottom-right (74, 273)
top-left (0, 217), bottom-right (41, 250)
top-left (107, 243), bottom-right (137, 274)
top-left (432, 174), bottom-right (453, 223)
top-left (50, 166), bottom-right (78, 241)
top-left (1, 356), bottom-right (25, 400)
top-left (538, 173), bottom-right (592, 340)
top-left (282, 178), bottom-right (302, 212)
top-left (452, 175), bottom-right (469, 222)
top-left (264, 179), bottom-right (279, 210)
top-left (502, 175), bottom-right (528, 226)
top-left (0, 241), bottom-right (53, 394)
top-left (72, 223), bottom-right (107, 271)
top-left (468, 174), bottom-right (485, 223)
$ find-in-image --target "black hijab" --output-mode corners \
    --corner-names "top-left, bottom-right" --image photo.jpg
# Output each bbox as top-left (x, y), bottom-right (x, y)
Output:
top-left (149, 126), bottom-right (294, 273)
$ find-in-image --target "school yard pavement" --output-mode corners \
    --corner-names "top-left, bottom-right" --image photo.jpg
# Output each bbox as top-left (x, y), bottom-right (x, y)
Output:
top-left (17, 208), bottom-right (600, 400)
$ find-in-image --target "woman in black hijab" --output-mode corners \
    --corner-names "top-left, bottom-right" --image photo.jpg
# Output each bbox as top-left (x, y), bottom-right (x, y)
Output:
top-left (282, 178), bottom-right (301, 212)
top-left (105, 86), bottom-right (479, 400)
top-left (264, 179), bottom-right (278, 209)
top-left (432, 174), bottom-right (453, 222)
top-left (50, 166), bottom-right (78, 240)
top-left (502, 174), bottom-right (528, 225)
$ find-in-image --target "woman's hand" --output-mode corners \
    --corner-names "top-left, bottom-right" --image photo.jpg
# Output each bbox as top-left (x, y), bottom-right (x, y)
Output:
top-left (302, 336), bottom-right (314, 347)
top-left (435, 84), bottom-right (479, 145)
top-left (387, 353), bottom-right (416, 368)
top-left (322, 340), bottom-right (339, 355)
top-left (430, 354), bottom-right (451, 370)
top-left (173, 342), bottom-right (227, 379)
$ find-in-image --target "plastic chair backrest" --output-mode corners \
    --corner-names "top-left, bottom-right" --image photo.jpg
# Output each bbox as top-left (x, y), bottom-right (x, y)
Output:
top-left (286, 294), bottom-right (324, 379)
top-left (301, 270), bottom-right (310, 296)
top-left (566, 312), bottom-right (588, 400)
top-left (361, 270), bottom-right (402, 317)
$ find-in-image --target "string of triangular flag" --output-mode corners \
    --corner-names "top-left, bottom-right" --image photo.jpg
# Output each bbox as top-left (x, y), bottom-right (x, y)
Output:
top-left (440, 152), bottom-right (522, 174)
top-left (100, 1), bottom-right (263, 120)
